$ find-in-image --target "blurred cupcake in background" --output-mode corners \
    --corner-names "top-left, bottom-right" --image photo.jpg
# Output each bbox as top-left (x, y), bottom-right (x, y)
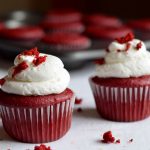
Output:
top-left (40, 9), bottom-right (84, 33)
top-left (89, 33), bottom-right (150, 122)
top-left (127, 19), bottom-right (150, 40)
top-left (41, 21), bottom-right (85, 33)
top-left (44, 9), bottom-right (82, 24)
top-left (84, 14), bottom-right (122, 27)
top-left (0, 26), bottom-right (45, 41)
top-left (39, 32), bottom-right (91, 51)
top-left (86, 25), bottom-right (133, 48)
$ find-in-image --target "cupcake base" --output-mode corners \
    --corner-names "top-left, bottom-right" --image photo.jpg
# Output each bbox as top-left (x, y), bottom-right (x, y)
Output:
top-left (90, 76), bottom-right (150, 122)
top-left (0, 88), bottom-right (75, 143)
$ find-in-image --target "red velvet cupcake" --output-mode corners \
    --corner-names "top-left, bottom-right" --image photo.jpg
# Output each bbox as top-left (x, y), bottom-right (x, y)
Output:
top-left (127, 19), bottom-right (150, 40)
top-left (86, 26), bottom-right (132, 39)
top-left (40, 32), bottom-right (91, 51)
top-left (44, 9), bottom-right (82, 24)
top-left (0, 26), bottom-right (45, 41)
top-left (86, 26), bottom-right (133, 48)
top-left (84, 14), bottom-right (122, 27)
top-left (41, 21), bottom-right (85, 33)
top-left (89, 33), bottom-right (150, 122)
top-left (0, 47), bottom-right (75, 143)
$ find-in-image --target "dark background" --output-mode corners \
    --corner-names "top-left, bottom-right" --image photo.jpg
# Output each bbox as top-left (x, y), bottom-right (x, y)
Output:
top-left (0, 0), bottom-right (149, 19)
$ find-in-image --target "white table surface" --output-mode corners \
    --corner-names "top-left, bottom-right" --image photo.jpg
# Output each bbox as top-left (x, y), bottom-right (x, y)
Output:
top-left (0, 58), bottom-right (150, 150)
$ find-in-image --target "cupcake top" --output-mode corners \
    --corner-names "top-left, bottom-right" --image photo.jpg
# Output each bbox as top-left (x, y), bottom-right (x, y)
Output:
top-left (96, 33), bottom-right (150, 78)
top-left (0, 48), bottom-right (70, 95)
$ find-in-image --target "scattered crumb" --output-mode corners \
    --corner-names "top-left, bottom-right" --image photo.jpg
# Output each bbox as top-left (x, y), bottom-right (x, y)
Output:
top-left (75, 97), bottom-right (82, 104)
top-left (101, 131), bottom-right (115, 143)
top-left (115, 139), bottom-right (121, 144)
top-left (34, 144), bottom-right (51, 150)
top-left (128, 139), bottom-right (133, 143)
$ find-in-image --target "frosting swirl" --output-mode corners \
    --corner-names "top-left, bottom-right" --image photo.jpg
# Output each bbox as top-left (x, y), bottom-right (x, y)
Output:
top-left (1, 48), bottom-right (70, 95)
top-left (96, 33), bottom-right (150, 78)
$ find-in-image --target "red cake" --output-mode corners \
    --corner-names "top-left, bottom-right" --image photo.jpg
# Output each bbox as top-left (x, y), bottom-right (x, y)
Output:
top-left (0, 48), bottom-right (75, 143)
top-left (0, 26), bottom-right (45, 41)
top-left (41, 32), bottom-right (91, 51)
top-left (89, 33), bottom-right (150, 122)
top-left (127, 19), bottom-right (150, 40)
top-left (86, 26), bottom-right (133, 39)
top-left (84, 14), bottom-right (122, 27)
top-left (45, 9), bottom-right (82, 23)
top-left (41, 21), bottom-right (85, 33)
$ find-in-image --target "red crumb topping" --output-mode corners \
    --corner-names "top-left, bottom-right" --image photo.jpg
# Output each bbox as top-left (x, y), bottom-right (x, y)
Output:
top-left (129, 139), bottom-right (133, 143)
top-left (94, 58), bottom-right (105, 65)
top-left (101, 131), bottom-right (115, 143)
top-left (21, 47), bottom-right (39, 57)
top-left (75, 97), bottom-right (82, 104)
top-left (125, 43), bottom-right (131, 51)
top-left (116, 32), bottom-right (134, 44)
top-left (115, 139), bottom-right (120, 144)
top-left (34, 144), bottom-right (51, 150)
top-left (12, 61), bottom-right (28, 77)
top-left (136, 42), bottom-right (142, 50)
top-left (33, 55), bottom-right (47, 66)
top-left (0, 78), bottom-right (5, 86)
top-left (77, 108), bottom-right (83, 112)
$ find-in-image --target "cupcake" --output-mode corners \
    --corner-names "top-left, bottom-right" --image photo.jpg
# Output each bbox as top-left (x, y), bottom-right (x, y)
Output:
top-left (40, 32), bottom-right (91, 51)
top-left (127, 19), bottom-right (150, 40)
top-left (84, 14), bottom-right (122, 27)
top-left (89, 33), bottom-right (150, 122)
top-left (40, 21), bottom-right (85, 33)
top-left (0, 47), bottom-right (75, 143)
top-left (44, 9), bottom-right (82, 24)
top-left (0, 26), bottom-right (45, 41)
top-left (86, 26), bottom-right (132, 48)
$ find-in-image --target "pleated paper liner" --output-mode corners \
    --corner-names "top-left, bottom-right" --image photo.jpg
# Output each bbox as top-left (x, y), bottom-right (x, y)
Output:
top-left (0, 96), bottom-right (75, 143)
top-left (89, 78), bottom-right (150, 122)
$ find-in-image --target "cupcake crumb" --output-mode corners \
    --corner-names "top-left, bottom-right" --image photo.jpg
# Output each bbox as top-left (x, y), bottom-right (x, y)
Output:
top-left (75, 97), bottom-right (82, 104)
top-left (101, 131), bottom-right (115, 143)
top-left (115, 139), bottom-right (121, 144)
top-left (34, 144), bottom-right (51, 150)
top-left (128, 139), bottom-right (133, 143)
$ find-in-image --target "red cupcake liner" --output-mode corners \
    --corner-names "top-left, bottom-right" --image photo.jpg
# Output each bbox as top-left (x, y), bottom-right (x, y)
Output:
top-left (89, 78), bottom-right (150, 122)
top-left (0, 96), bottom-right (75, 143)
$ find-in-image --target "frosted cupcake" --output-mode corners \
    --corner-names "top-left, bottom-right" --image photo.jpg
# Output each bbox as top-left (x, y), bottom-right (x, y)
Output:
top-left (0, 47), bottom-right (75, 143)
top-left (89, 33), bottom-right (150, 122)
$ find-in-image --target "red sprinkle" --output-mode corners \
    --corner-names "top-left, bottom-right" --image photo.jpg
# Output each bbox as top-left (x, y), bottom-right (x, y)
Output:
top-left (21, 47), bottom-right (39, 57)
top-left (77, 108), bottom-right (83, 112)
top-left (75, 97), bottom-right (82, 104)
top-left (116, 32), bottom-right (134, 44)
top-left (0, 78), bottom-right (5, 86)
top-left (136, 42), bottom-right (142, 50)
top-left (101, 131), bottom-right (115, 143)
top-left (12, 61), bottom-right (28, 77)
top-left (33, 56), bottom-right (47, 66)
top-left (115, 139), bottom-right (121, 144)
top-left (94, 58), bottom-right (105, 65)
top-left (125, 43), bottom-right (131, 51)
top-left (129, 139), bottom-right (133, 143)
top-left (34, 144), bottom-right (51, 150)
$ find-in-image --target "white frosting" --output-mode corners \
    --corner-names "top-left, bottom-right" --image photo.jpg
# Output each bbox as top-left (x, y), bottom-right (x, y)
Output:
top-left (96, 39), bottom-right (150, 78)
top-left (1, 52), bottom-right (70, 95)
